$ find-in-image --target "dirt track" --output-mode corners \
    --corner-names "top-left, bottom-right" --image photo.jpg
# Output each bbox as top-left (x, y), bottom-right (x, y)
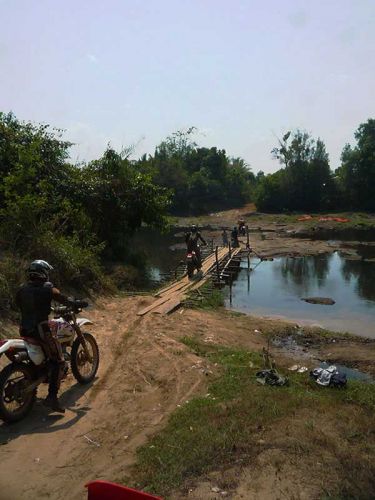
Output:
top-left (1, 294), bottom-right (375, 499)
top-left (2, 205), bottom-right (375, 498)
top-left (0, 296), bottom-right (213, 500)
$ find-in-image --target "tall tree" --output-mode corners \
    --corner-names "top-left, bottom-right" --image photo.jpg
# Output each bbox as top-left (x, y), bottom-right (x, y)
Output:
top-left (336, 119), bottom-right (375, 210)
top-left (257, 131), bottom-right (334, 212)
top-left (136, 128), bottom-right (255, 214)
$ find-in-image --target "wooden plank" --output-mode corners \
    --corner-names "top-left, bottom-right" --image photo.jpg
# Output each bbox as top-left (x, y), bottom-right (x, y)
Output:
top-left (156, 275), bottom-right (190, 296)
top-left (153, 294), bottom-right (187, 315)
top-left (137, 281), bottom-right (192, 316)
top-left (155, 248), bottom-right (222, 296)
top-left (137, 246), bottom-right (237, 316)
top-left (158, 280), bottom-right (190, 298)
top-left (188, 248), bottom-right (233, 292)
top-left (154, 280), bottom-right (179, 297)
top-left (137, 295), bottom-right (175, 316)
top-left (138, 278), bottom-right (195, 316)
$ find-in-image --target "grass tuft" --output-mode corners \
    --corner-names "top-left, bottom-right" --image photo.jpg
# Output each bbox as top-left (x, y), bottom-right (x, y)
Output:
top-left (132, 338), bottom-right (375, 497)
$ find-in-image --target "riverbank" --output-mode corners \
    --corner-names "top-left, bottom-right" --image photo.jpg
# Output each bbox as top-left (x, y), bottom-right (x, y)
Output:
top-left (1, 294), bottom-right (375, 499)
top-left (176, 203), bottom-right (375, 262)
top-left (2, 206), bottom-right (375, 499)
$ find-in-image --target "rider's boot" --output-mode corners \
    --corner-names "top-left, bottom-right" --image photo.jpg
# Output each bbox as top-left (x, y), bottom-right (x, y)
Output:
top-left (44, 360), bottom-right (66, 413)
top-left (43, 394), bottom-right (65, 413)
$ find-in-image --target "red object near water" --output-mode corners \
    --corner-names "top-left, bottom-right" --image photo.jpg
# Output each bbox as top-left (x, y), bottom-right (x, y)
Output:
top-left (86, 480), bottom-right (163, 500)
top-left (297, 215), bottom-right (313, 221)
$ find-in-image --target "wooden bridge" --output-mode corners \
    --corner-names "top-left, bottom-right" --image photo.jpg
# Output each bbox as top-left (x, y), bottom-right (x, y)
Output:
top-left (137, 245), bottom-right (249, 316)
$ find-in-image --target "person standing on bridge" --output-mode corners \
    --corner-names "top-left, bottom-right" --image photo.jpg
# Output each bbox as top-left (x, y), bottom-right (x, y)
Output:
top-left (185, 225), bottom-right (207, 270)
top-left (231, 226), bottom-right (239, 248)
top-left (222, 228), bottom-right (228, 247)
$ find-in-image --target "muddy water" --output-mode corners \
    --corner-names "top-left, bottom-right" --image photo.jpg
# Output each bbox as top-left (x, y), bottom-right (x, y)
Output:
top-left (224, 252), bottom-right (375, 338)
top-left (131, 228), bottom-right (187, 286)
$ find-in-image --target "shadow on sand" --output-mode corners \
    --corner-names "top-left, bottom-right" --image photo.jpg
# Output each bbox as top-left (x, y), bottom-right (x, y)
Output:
top-left (0, 377), bottom-right (97, 445)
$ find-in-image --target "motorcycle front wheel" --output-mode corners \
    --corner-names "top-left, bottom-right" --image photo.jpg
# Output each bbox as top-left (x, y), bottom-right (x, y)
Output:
top-left (0, 363), bottom-right (36, 423)
top-left (187, 261), bottom-right (194, 278)
top-left (71, 332), bottom-right (99, 384)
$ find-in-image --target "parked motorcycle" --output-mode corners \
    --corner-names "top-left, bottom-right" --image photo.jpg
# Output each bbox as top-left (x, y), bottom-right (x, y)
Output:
top-left (0, 301), bottom-right (99, 423)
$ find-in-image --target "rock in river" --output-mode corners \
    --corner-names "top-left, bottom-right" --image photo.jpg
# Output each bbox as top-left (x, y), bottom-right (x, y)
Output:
top-left (301, 297), bottom-right (336, 305)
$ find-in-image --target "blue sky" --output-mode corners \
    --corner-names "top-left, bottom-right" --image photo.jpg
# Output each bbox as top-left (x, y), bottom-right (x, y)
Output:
top-left (1, 0), bottom-right (374, 173)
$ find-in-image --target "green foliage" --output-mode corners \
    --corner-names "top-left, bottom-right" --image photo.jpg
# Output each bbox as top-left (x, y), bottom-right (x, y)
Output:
top-left (256, 120), bottom-right (375, 214)
top-left (336, 119), bottom-right (375, 211)
top-left (76, 147), bottom-right (171, 258)
top-left (137, 128), bottom-right (256, 214)
top-left (186, 285), bottom-right (224, 310)
top-left (0, 112), bottom-right (171, 314)
top-left (256, 130), bottom-right (336, 212)
top-left (0, 256), bottom-right (27, 315)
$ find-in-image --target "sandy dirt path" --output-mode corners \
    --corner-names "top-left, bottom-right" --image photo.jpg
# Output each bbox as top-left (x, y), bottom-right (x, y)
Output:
top-left (1, 294), bottom-right (375, 500)
top-left (0, 296), bottom-right (210, 500)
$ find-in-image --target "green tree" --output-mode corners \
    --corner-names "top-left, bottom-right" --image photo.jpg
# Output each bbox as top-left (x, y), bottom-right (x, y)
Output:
top-left (336, 119), bottom-right (375, 210)
top-left (257, 130), bottom-right (334, 212)
top-left (0, 112), bottom-right (103, 290)
top-left (0, 112), bottom-right (172, 295)
top-left (80, 148), bottom-right (171, 257)
top-left (138, 128), bottom-right (255, 214)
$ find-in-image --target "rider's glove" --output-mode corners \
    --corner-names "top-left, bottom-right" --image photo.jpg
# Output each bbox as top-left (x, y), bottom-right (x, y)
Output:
top-left (75, 300), bottom-right (89, 309)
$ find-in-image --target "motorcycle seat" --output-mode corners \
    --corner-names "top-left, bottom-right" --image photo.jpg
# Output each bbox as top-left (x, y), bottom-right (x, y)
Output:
top-left (21, 336), bottom-right (43, 346)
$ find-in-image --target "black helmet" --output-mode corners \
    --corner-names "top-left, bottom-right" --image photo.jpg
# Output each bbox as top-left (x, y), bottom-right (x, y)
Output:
top-left (191, 225), bottom-right (197, 233)
top-left (28, 260), bottom-right (53, 281)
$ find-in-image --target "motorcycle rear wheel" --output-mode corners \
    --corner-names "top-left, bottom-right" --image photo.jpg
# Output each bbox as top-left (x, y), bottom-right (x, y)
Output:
top-left (71, 332), bottom-right (99, 384)
top-left (0, 363), bottom-right (36, 423)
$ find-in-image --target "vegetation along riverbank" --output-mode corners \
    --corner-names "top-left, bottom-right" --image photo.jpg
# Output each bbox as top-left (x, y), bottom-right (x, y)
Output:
top-left (1, 111), bottom-right (375, 499)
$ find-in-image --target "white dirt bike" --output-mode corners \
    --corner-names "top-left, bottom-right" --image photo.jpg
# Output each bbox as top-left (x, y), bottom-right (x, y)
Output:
top-left (0, 302), bottom-right (99, 423)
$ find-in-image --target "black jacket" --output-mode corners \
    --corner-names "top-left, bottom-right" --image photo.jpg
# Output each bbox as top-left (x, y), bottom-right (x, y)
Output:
top-left (16, 280), bottom-right (69, 333)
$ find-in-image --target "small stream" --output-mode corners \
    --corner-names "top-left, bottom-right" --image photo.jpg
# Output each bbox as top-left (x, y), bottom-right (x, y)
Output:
top-left (224, 252), bottom-right (375, 338)
top-left (131, 229), bottom-right (375, 339)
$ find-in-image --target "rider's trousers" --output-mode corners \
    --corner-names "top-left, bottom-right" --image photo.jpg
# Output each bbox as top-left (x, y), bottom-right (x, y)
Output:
top-left (37, 322), bottom-right (66, 397)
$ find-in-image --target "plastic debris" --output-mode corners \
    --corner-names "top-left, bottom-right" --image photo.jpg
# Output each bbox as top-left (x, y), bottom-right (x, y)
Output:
top-left (288, 365), bottom-right (300, 371)
top-left (310, 366), bottom-right (347, 387)
top-left (84, 435), bottom-right (101, 448)
top-left (297, 366), bottom-right (308, 373)
top-left (289, 365), bottom-right (315, 374)
top-left (256, 369), bottom-right (288, 386)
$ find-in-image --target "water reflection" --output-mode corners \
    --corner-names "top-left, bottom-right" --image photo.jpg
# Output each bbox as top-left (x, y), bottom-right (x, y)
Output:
top-left (277, 254), bottom-right (333, 295)
top-left (341, 259), bottom-right (375, 302)
top-left (225, 252), bottom-right (375, 338)
top-left (131, 228), bottom-right (185, 285)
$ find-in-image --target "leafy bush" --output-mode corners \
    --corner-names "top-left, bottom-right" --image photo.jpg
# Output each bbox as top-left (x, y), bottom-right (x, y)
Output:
top-left (0, 112), bottom-right (171, 315)
top-left (0, 256), bottom-right (27, 315)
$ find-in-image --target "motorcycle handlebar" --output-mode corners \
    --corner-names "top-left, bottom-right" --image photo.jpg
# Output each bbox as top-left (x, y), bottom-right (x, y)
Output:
top-left (52, 300), bottom-right (89, 316)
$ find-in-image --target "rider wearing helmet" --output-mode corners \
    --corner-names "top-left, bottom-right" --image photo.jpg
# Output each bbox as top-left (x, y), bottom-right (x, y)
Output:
top-left (185, 225), bottom-right (207, 270)
top-left (16, 260), bottom-right (80, 413)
